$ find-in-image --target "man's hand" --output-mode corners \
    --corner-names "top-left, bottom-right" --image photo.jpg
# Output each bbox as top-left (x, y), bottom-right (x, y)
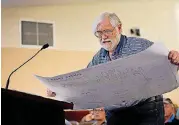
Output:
top-left (82, 113), bottom-right (94, 122)
top-left (168, 50), bottom-right (179, 65)
top-left (47, 89), bottom-right (56, 97)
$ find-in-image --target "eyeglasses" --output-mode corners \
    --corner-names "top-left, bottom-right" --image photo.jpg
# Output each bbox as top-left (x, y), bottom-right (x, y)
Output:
top-left (94, 27), bottom-right (115, 38)
top-left (92, 108), bottom-right (104, 113)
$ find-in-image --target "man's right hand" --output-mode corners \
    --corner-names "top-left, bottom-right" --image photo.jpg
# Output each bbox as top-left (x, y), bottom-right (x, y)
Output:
top-left (47, 89), bottom-right (56, 97)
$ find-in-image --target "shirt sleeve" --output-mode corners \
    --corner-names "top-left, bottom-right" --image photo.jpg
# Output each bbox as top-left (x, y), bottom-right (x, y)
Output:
top-left (87, 57), bottom-right (96, 68)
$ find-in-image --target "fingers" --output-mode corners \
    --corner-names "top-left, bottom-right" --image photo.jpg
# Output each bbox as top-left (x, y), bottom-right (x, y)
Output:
top-left (174, 56), bottom-right (179, 64)
top-left (84, 114), bottom-right (93, 121)
top-left (168, 51), bottom-right (173, 59)
top-left (168, 51), bottom-right (179, 65)
top-left (47, 89), bottom-right (56, 97)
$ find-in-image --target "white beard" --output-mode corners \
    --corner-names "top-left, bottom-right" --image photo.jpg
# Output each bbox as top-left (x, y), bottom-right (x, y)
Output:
top-left (101, 34), bottom-right (121, 52)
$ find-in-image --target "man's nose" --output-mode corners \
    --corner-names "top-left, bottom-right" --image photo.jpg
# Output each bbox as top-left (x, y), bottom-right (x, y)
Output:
top-left (101, 33), bottom-right (108, 40)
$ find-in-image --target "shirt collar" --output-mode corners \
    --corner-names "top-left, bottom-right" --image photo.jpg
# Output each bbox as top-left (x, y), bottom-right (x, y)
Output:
top-left (167, 114), bottom-right (175, 123)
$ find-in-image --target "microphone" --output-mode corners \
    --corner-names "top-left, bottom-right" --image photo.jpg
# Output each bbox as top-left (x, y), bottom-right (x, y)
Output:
top-left (5, 43), bottom-right (49, 89)
top-left (41, 43), bottom-right (49, 50)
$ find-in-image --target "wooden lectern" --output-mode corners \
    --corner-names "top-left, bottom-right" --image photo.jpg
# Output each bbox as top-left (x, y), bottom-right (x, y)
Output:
top-left (1, 88), bottom-right (73, 125)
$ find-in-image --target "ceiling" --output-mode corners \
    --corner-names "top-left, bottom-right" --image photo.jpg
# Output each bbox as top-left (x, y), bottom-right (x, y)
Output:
top-left (1, 0), bottom-right (114, 8)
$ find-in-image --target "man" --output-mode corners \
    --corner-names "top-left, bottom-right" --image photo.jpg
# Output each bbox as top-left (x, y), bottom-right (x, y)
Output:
top-left (47, 12), bottom-right (179, 125)
top-left (164, 98), bottom-right (176, 123)
top-left (80, 108), bottom-right (106, 125)
top-left (164, 98), bottom-right (179, 125)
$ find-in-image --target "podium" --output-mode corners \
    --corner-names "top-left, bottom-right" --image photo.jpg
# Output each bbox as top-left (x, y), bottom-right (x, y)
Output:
top-left (1, 88), bottom-right (73, 125)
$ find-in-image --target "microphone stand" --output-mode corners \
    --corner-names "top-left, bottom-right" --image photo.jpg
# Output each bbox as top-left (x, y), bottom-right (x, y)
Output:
top-left (5, 44), bottom-right (49, 89)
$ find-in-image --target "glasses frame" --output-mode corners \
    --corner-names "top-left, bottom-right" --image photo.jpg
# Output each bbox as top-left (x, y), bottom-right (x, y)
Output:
top-left (94, 27), bottom-right (116, 38)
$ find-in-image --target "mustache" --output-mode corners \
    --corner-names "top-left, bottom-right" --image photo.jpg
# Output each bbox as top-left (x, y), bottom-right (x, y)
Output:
top-left (101, 40), bottom-right (112, 43)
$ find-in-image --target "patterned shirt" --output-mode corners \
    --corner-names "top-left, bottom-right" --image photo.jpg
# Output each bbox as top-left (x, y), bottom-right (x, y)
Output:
top-left (87, 35), bottom-right (153, 107)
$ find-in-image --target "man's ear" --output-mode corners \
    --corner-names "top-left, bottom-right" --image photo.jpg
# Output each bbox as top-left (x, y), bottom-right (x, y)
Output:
top-left (117, 24), bottom-right (122, 33)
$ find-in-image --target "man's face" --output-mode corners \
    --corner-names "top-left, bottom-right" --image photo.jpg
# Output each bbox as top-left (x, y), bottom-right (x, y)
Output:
top-left (164, 103), bottom-right (174, 117)
top-left (95, 17), bottom-right (121, 52)
top-left (90, 108), bottom-right (105, 121)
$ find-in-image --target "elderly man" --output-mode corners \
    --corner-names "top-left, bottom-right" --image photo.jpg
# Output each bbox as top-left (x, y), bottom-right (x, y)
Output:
top-left (47, 12), bottom-right (179, 125)
top-left (80, 108), bottom-right (106, 125)
top-left (164, 98), bottom-right (179, 125)
top-left (164, 98), bottom-right (176, 123)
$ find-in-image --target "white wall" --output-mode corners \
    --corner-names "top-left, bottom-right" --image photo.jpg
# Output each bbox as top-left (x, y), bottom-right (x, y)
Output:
top-left (176, 3), bottom-right (179, 45)
top-left (2, 0), bottom-right (179, 51)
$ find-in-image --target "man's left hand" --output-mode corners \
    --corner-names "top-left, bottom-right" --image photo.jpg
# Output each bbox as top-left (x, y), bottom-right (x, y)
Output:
top-left (168, 50), bottom-right (179, 65)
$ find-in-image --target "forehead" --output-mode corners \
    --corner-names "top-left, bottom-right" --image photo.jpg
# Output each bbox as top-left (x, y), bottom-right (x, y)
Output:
top-left (97, 17), bottom-right (113, 31)
top-left (164, 103), bottom-right (172, 107)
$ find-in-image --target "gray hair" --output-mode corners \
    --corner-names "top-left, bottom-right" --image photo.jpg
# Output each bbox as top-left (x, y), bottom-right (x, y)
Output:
top-left (92, 12), bottom-right (122, 34)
